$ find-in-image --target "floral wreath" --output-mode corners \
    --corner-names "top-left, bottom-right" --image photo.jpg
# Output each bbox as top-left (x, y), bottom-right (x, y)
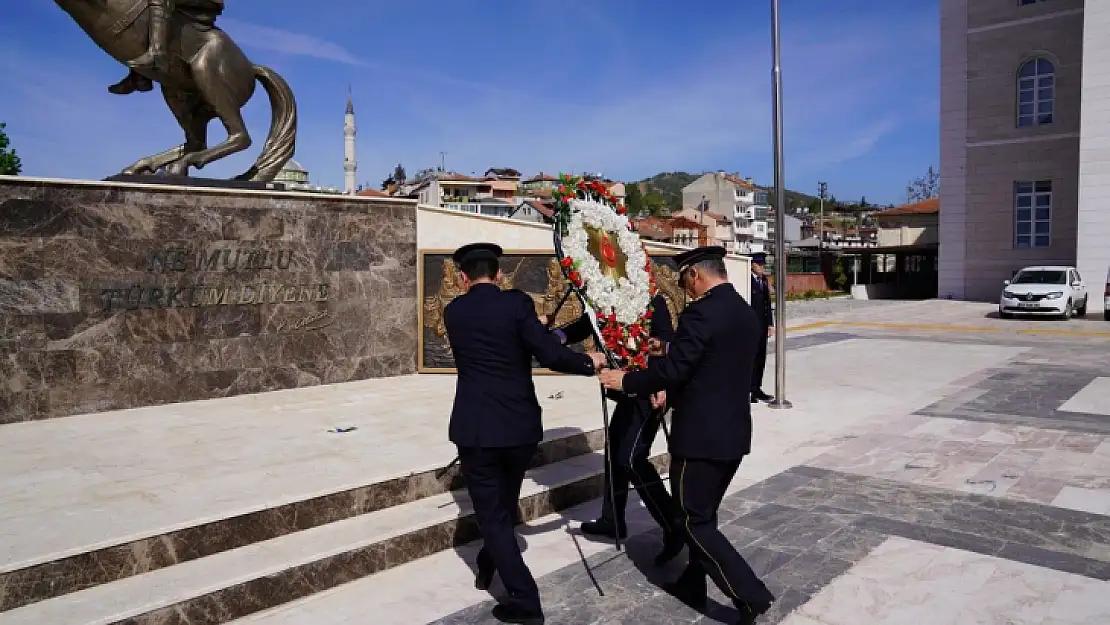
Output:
top-left (552, 174), bottom-right (657, 370)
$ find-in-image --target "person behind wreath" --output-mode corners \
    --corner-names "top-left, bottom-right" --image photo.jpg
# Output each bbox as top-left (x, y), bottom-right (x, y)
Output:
top-left (541, 292), bottom-right (684, 566)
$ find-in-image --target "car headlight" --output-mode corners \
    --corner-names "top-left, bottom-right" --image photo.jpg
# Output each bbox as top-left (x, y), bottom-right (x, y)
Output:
top-left (1003, 290), bottom-right (1017, 298)
top-left (1045, 291), bottom-right (1063, 299)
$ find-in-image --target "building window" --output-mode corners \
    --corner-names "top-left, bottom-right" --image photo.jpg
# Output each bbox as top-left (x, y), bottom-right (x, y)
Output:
top-left (1014, 180), bottom-right (1051, 248)
top-left (1017, 57), bottom-right (1054, 127)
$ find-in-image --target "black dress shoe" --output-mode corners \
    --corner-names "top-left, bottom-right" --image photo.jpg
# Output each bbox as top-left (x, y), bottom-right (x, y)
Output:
top-left (734, 599), bottom-right (772, 625)
top-left (654, 532), bottom-right (684, 565)
top-left (491, 603), bottom-right (545, 624)
top-left (580, 518), bottom-right (627, 539)
top-left (751, 390), bottom-right (774, 403)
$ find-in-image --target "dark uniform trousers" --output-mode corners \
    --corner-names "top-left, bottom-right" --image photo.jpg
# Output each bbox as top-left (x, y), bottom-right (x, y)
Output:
top-left (622, 282), bottom-right (775, 609)
top-left (461, 444), bottom-right (540, 611)
top-left (598, 395), bottom-right (678, 533)
top-left (672, 456), bottom-right (774, 607)
top-left (558, 293), bottom-right (678, 534)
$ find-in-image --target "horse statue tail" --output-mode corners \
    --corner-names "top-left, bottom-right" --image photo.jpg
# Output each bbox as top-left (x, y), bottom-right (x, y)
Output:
top-left (235, 65), bottom-right (298, 183)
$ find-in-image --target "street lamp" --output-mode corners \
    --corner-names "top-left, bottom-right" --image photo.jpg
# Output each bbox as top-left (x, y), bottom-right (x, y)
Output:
top-left (817, 181), bottom-right (828, 250)
top-left (769, 0), bottom-right (792, 410)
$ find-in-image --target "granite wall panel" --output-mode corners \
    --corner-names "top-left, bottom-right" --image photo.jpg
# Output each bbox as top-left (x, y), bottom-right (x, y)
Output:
top-left (418, 250), bottom-right (685, 372)
top-left (0, 178), bottom-right (418, 422)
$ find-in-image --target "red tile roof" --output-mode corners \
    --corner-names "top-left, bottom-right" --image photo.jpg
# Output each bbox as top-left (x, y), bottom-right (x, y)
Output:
top-left (524, 199), bottom-right (554, 218)
top-left (878, 197), bottom-right (939, 217)
top-left (357, 189), bottom-right (389, 197)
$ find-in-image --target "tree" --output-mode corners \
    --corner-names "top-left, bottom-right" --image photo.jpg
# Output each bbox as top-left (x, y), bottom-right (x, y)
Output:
top-left (643, 191), bottom-right (667, 217)
top-left (906, 166), bottom-right (940, 203)
top-left (859, 196), bottom-right (869, 209)
top-left (380, 175), bottom-right (396, 191)
top-left (0, 122), bottom-right (22, 176)
top-left (393, 163), bottom-right (406, 183)
top-left (625, 182), bottom-right (645, 216)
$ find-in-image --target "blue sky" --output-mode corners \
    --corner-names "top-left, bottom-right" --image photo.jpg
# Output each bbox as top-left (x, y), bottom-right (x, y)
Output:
top-left (1, 0), bottom-right (937, 205)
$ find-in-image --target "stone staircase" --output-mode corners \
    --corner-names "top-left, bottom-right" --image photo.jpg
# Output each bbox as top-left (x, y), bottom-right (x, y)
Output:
top-left (0, 401), bottom-right (668, 625)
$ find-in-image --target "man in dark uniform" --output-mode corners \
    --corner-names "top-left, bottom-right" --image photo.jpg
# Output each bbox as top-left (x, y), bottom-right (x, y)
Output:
top-left (546, 292), bottom-right (684, 565)
top-left (749, 253), bottom-right (775, 403)
top-left (599, 246), bottom-right (775, 625)
top-left (445, 242), bottom-right (605, 625)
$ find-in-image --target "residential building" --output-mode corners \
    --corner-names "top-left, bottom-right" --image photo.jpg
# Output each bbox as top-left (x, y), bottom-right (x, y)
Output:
top-left (520, 173), bottom-right (558, 194)
top-left (874, 198), bottom-right (940, 248)
top-left (681, 171), bottom-right (770, 253)
top-left (636, 216), bottom-right (708, 248)
top-left (671, 207), bottom-right (737, 252)
top-left (411, 173), bottom-right (515, 218)
top-left (940, 0), bottom-right (1110, 312)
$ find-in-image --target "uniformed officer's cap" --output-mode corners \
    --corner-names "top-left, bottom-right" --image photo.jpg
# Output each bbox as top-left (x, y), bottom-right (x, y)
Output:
top-left (452, 242), bottom-right (503, 266)
top-left (674, 246), bottom-right (727, 273)
top-left (750, 252), bottom-right (767, 265)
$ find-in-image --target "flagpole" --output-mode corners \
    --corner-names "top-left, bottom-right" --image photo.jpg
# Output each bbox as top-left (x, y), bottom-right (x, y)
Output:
top-left (769, 0), bottom-right (792, 410)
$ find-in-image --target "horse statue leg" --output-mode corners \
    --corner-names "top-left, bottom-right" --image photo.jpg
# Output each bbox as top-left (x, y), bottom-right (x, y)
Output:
top-left (163, 41), bottom-right (253, 177)
top-left (121, 88), bottom-right (209, 176)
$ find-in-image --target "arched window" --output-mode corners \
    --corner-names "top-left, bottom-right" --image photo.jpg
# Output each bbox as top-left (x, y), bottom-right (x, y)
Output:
top-left (1017, 57), bottom-right (1054, 127)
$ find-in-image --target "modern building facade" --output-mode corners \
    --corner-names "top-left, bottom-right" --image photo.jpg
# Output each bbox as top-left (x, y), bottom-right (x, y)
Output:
top-left (940, 0), bottom-right (1109, 312)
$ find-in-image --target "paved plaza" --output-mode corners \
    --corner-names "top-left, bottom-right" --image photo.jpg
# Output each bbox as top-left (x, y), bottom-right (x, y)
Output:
top-left (1, 300), bottom-right (1108, 624)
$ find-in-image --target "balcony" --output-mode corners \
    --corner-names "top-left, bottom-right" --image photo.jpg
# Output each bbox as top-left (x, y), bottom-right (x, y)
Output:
top-left (443, 202), bottom-right (515, 218)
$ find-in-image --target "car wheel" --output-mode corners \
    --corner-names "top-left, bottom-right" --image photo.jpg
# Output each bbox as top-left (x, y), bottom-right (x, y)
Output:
top-left (1062, 301), bottom-right (1073, 320)
top-left (1105, 309), bottom-right (1110, 321)
top-left (1077, 301), bottom-right (1087, 316)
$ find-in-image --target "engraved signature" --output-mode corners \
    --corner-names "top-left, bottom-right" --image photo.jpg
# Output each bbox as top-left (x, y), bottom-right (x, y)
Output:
top-left (274, 311), bottom-right (334, 333)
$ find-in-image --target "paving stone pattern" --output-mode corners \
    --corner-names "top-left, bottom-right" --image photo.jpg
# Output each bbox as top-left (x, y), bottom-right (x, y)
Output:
top-left (431, 466), bottom-right (1110, 625)
top-left (916, 360), bottom-right (1110, 435)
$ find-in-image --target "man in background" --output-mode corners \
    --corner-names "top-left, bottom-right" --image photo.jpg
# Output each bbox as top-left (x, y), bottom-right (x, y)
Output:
top-left (749, 253), bottom-right (774, 403)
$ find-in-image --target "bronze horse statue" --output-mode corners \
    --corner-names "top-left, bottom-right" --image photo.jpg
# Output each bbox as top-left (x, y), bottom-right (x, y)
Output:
top-left (54, 0), bottom-right (297, 182)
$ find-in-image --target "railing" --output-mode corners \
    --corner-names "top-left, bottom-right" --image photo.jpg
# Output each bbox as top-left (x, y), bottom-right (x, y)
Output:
top-left (443, 202), bottom-right (514, 218)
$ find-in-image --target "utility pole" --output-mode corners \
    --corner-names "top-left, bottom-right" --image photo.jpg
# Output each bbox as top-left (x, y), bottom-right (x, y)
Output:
top-left (769, 0), bottom-right (791, 410)
top-left (817, 181), bottom-right (828, 250)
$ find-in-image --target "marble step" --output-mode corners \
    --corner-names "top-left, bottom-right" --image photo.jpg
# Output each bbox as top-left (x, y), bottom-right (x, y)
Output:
top-left (0, 449), bottom-right (670, 625)
top-left (0, 425), bottom-right (607, 613)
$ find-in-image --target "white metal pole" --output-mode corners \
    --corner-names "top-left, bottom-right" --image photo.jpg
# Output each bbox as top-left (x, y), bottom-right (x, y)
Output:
top-left (769, 0), bottom-right (791, 409)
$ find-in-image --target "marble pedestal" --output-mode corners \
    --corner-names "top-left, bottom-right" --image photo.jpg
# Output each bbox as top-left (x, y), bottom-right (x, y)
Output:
top-left (0, 176), bottom-right (418, 422)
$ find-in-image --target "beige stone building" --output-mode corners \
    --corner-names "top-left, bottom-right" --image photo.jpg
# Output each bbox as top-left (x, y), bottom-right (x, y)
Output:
top-left (940, 0), bottom-right (1110, 311)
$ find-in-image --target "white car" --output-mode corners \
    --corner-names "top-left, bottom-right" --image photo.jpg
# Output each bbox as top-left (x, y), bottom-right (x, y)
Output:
top-left (999, 266), bottom-right (1089, 319)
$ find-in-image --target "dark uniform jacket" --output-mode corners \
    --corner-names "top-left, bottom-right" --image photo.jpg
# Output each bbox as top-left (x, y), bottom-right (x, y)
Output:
top-left (750, 273), bottom-right (774, 328)
top-left (445, 283), bottom-right (595, 448)
top-left (621, 283), bottom-right (758, 460)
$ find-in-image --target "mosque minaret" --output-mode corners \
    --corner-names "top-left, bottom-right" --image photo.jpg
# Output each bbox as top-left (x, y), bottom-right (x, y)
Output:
top-left (343, 91), bottom-right (357, 194)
